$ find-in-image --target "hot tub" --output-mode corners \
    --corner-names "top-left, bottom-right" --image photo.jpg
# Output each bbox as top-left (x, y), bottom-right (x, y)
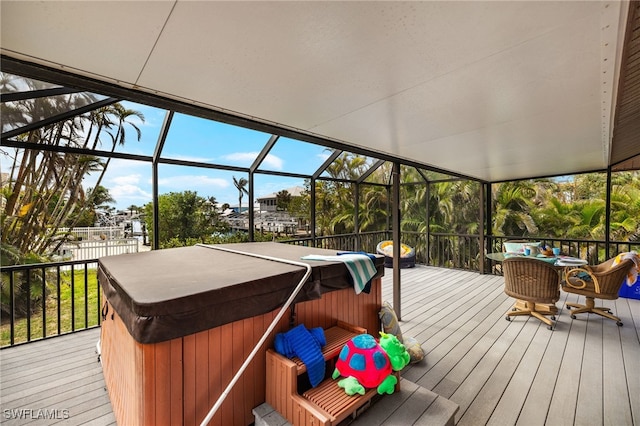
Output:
top-left (98, 242), bottom-right (383, 425)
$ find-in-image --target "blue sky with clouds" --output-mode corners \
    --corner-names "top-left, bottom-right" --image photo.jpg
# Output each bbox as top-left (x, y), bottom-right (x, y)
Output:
top-left (85, 101), bottom-right (332, 210)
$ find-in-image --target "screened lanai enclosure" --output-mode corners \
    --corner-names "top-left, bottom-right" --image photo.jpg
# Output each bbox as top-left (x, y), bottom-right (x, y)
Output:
top-left (1, 2), bottom-right (640, 426)
top-left (3, 65), bottom-right (637, 300)
top-left (2, 0), bottom-right (640, 339)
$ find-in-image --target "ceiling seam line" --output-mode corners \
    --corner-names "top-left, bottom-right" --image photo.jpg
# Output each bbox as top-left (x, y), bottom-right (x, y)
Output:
top-left (134, 0), bottom-right (179, 85)
top-left (307, 15), bottom-right (596, 131)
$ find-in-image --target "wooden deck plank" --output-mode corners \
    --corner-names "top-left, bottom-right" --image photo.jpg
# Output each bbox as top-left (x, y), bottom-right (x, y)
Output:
top-left (496, 294), bottom-right (567, 426)
top-left (574, 314), bottom-right (605, 425)
top-left (601, 315), bottom-right (633, 426)
top-left (384, 266), bottom-right (639, 426)
top-left (2, 265), bottom-right (639, 426)
top-left (448, 311), bottom-right (527, 423)
top-left (384, 385), bottom-right (438, 425)
top-left (5, 376), bottom-right (107, 413)
top-left (402, 290), bottom-right (513, 387)
top-left (611, 297), bottom-right (640, 425)
top-left (1, 351), bottom-right (98, 391)
top-left (0, 328), bottom-right (115, 426)
top-left (427, 307), bottom-right (514, 399)
top-left (458, 319), bottom-right (540, 426)
top-left (349, 380), bottom-right (421, 426)
top-left (410, 295), bottom-right (514, 389)
top-left (18, 386), bottom-right (108, 424)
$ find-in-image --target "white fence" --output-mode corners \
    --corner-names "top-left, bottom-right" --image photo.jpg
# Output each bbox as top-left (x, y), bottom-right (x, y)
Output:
top-left (58, 226), bottom-right (125, 241)
top-left (59, 238), bottom-right (139, 262)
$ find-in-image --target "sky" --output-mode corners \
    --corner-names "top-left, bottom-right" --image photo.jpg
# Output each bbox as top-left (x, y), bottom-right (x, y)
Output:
top-left (82, 101), bottom-right (334, 211)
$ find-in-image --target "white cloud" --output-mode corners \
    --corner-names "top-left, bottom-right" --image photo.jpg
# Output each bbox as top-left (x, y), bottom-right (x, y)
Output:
top-left (105, 173), bottom-right (151, 207)
top-left (110, 184), bottom-right (152, 201)
top-left (167, 154), bottom-right (215, 163)
top-left (263, 154), bottom-right (283, 170)
top-left (157, 175), bottom-right (229, 189)
top-left (112, 174), bottom-right (142, 185)
top-left (317, 152), bottom-right (331, 162)
top-left (223, 152), bottom-right (283, 170)
top-left (224, 152), bottom-right (256, 164)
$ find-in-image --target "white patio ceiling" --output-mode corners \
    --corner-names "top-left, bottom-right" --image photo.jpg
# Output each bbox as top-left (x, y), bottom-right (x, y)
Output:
top-left (0, 1), bottom-right (631, 182)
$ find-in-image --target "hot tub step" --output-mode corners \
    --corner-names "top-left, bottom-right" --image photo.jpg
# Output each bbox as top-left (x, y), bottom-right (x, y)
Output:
top-left (254, 378), bottom-right (458, 426)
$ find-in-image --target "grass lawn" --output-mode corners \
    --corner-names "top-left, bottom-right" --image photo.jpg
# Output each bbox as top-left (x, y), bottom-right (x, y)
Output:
top-left (1, 267), bottom-right (101, 347)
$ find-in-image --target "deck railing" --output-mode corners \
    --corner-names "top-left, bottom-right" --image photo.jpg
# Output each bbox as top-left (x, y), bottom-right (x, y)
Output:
top-left (1, 259), bottom-right (102, 348)
top-left (282, 230), bottom-right (392, 253)
top-left (286, 232), bottom-right (638, 275)
top-left (485, 236), bottom-right (640, 275)
top-left (2, 233), bottom-right (637, 348)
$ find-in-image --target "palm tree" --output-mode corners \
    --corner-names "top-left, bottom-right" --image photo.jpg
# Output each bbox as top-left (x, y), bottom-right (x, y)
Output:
top-left (492, 181), bottom-right (537, 236)
top-left (233, 176), bottom-right (249, 214)
top-left (359, 184), bottom-right (388, 232)
top-left (86, 104), bottom-right (144, 197)
top-left (1, 74), bottom-right (144, 256)
top-left (1, 77), bottom-right (100, 254)
top-left (63, 104), bottom-right (144, 234)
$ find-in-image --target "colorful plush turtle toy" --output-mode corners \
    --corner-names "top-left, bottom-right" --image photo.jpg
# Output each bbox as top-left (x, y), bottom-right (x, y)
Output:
top-left (332, 332), bottom-right (410, 396)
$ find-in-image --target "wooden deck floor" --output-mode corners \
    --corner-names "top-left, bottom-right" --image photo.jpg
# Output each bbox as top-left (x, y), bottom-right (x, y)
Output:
top-left (385, 266), bottom-right (640, 426)
top-left (1, 265), bottom-right (638, 425)
top-left (0, 328), bottom-right (114, 425)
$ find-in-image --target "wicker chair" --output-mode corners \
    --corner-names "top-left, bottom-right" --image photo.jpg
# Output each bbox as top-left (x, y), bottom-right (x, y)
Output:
top-left (561, 257), bottom-right (634, 326)
top-left (503, 257), bottom-right (561, 330)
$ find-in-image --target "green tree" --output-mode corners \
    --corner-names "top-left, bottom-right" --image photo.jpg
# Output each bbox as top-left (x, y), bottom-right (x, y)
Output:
top-left (127, 205), bottom-right (140, 216)
top-left (0, 244), bottom-right (48, 320)
top-left (276, 190), bottom-right (292, 211)
top-left (1, 74), bottom-right (143, 257)
top-left (287, 188), bottom-right (310, 233)
top-left (68, 185), bottom-right (116, 227)
top-left (143, 191), bottom-right (222, 246)
top-left (359, 184), bottom-right (388, 232)
top-left (492, 181), bottom-right (537, 236)
top-left (609, 173), bottom-right (640, 241)
top-left (318, 152), bottom-right (373, 235)
top-left (204, 196), bottom-right (223, 228)
top-left (83, 104), bottom-right (144, 201)
top-left (399, 167), bottom-right (428, 234)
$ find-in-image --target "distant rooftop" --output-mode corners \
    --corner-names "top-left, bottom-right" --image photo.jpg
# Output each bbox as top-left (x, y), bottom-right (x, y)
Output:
top-left (256, 186), bottom-right (305, 201)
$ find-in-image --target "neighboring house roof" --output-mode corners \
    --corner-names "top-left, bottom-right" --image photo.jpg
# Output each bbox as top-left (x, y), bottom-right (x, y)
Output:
top-left (256, 186), bottom-right (305, 202)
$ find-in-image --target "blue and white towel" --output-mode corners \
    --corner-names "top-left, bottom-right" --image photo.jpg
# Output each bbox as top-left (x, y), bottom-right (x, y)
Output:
top-left (301, 253), bottom-right (377, 294)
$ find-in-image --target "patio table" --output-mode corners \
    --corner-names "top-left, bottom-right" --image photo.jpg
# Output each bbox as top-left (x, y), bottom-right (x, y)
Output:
top-left (487, 252), bottom-right (587, 267)
top-left (487, 252), bottom-right (587, 315)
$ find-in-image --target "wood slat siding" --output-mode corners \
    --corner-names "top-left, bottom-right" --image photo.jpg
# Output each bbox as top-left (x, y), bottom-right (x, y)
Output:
top-left (2, 266), bottom-right (639, 426)
top-left (612, 1), bottom-right (640, 168)
top-left (99, 277), bottom-right (381, 426)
